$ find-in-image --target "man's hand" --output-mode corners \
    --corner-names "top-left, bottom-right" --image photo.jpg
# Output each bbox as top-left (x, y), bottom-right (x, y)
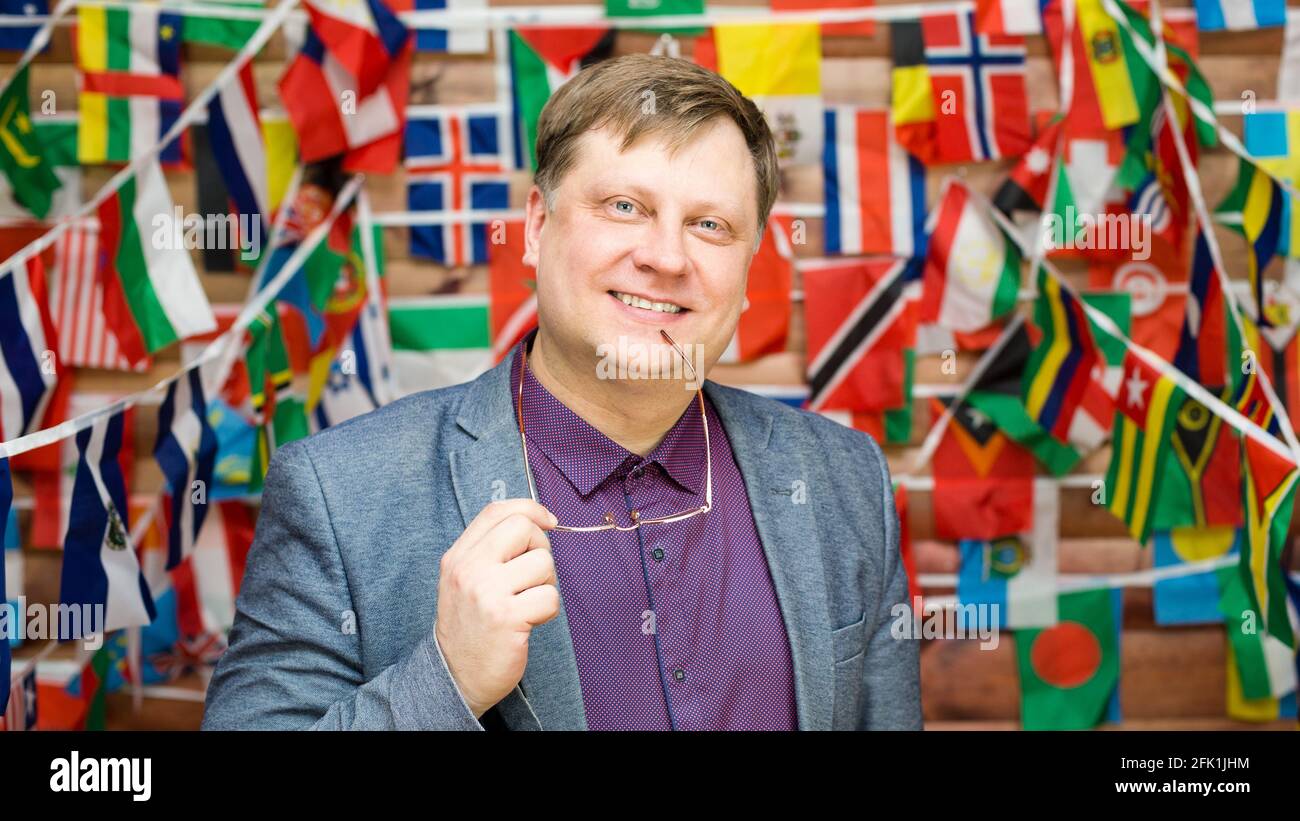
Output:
top-left (434, 499), bottom-right (561, 718)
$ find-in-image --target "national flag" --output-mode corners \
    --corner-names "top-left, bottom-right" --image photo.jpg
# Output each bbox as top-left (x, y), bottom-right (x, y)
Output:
top-left (1242, 108), bottom-right (1300, 259)
top-left (890, 11), bottom-right (1031, 164)
top-left (0, 664), bottom-right (36, 731)
top-left (405, 106), bottom-right (512, 267)
top-left (0, 114), bottom-right (81, 221)
top-left (154, 369), bottom-right (218, 570)
top-left (1252, 276), bottom-right (1300, 435)
top-left (507, 27), bottom-right (615, 170)
top-left (1151, 527), bottom-right (1239, 625)
top-left (47, 226), bottom-right (150, 373)
top-left (712, 22), bottom-right (824, 165)
top-left (207, 62), bottom-right (269, 251)
top-left (1015, 588), bottom-right (1122, 730)
top-left (0, 0), bottom-right (46, 52)
top-left (803, 256), bottom-right (918, 413)
top-left (771, 0), bottom-right (876, 37)
top-left (823, 107), bottom-right (926, 258)
top-left (0, 64), bottom-right (61, 219)
top-left (1220, 561), bottom-right (1298, 705)
top-left (961, 321), bottom-right (1085, 476)
top-left (975, 0), bottom-right (1044, 35)
top-left (930, 396), bottom-right (1037, 541)
top-left (0, 251), bottom-right (60, 441)
top-left (920, 179), bottom-right (1020, 334)
top-left (1105, 350), bottom-right (1186, 544)
top-left (1072, 0), bottom-right (1141, 131)
top-left (1151, 390), bottom-right (1243, 531)
top-left (388, 295), bottom-right (492, 396)
top-left (1194, 0), bottom-right (1285, 31)
top-left (3, 490), bottom-right (19, 653)
top-left (1021, 268), bottom-right (1103, 447)
top-left (486, 219), bottom-right (537, 362)
top-left (1216, 156), bottom-right (1285, 326)
top-left (956, 477), bottom-right (1060, 630)
top-left (1173, 231), bottom-right (1229, 389)
top-left (181, 0), bottom-right (260, 49)
top-left (188, 500), bottom-right (255, 634)
top-left (718, 216), bottom-right (795, 364)
top-left (75, 4), bottom-right (185, 166)
top-left (278, 2), bottom-right (413, 173)
top-left (245, 308), bottom-right (310, 493)
top-left (0, 457), bottom-right (8, 714)
top-left (58, 411), bottom-right (156, 639)
top-left (390, 0), bottom-right (489, 53)
top-left (993, 115), bottom-right (1060, 221)
top-left (97, 158), bottom-right (216, 365)
top-left (262, 114), bottom-right (298, 214)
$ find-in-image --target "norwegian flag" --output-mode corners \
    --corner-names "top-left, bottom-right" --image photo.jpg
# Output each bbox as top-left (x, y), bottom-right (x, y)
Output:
top-left (405, 105), bottom-right (512, 266)
top-left (920, 10), bottom-right (1032, 163)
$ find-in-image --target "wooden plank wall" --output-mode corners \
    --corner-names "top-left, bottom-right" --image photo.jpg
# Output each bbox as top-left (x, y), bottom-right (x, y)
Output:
top-left (4, 0), bottom-right (1297, 730)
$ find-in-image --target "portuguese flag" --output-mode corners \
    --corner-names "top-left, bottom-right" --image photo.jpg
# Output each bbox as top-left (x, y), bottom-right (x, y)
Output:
top-left (1015, 588), bottom-right (1122, 731)
top-left (97, 159), bottom-right (216, 366)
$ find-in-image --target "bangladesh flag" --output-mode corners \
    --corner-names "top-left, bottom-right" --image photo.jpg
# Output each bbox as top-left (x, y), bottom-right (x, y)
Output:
top-left (1015, 588), bottom-right (1122, 731)
top-left (0, 64), bottom-right (62, 219)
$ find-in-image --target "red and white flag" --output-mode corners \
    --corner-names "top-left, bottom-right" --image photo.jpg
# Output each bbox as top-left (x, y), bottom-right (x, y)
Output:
top-left (719, 216), bottom-right (794, 363)
top-left (47, 227), bottom-right (152, 373)
top-left (975, 0), bottom-right (1044, 36)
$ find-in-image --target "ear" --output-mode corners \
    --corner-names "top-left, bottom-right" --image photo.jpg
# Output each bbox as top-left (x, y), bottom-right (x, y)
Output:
top-left (522, 185), bottom-right (547, 269)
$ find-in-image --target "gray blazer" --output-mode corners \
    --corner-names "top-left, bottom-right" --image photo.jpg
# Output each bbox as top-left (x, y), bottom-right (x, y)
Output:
top-left (201, 341), bottom-right (922, 730)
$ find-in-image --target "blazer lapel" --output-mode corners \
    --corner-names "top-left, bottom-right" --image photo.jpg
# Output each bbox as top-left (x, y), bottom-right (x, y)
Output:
top-left (448, 349), bottom-right (588, 731)
top-left (705, 382), bottom-right (836, 731)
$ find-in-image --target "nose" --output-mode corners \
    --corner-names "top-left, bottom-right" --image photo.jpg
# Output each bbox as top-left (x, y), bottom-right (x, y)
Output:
top-left (629, 216), bottom-right (690, 279)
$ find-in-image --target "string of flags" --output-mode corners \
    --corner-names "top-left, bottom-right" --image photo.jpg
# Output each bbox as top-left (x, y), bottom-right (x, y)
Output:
top-left (1, 0), bottom-right (1300, 731)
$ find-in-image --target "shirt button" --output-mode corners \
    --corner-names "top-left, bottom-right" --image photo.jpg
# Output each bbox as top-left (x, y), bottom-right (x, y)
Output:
top-left (652, 547), bottom-right (665, 562)
top-left (673, 668), bottom-right (685, 682)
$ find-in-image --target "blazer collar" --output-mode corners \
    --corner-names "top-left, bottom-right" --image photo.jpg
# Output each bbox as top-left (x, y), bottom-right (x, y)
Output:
top-left (448, 337), bottom-right (835, 730)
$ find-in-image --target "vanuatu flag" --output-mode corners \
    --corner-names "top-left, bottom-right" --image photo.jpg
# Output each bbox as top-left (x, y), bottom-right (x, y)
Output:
top-left (1015, 588), bottom-right (1122, 730)
top-left (1105, 349), bottom-right (1185, 544)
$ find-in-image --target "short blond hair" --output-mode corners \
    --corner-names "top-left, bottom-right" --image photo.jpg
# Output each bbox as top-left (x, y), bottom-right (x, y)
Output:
top-left (533, 54), bottom-right (780, 240)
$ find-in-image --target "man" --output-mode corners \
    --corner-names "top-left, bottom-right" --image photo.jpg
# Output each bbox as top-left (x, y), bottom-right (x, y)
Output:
top-left (202, 54), bottom-right (921, 731)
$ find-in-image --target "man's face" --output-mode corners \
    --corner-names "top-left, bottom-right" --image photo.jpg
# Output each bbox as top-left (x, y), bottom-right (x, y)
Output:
top-left (522, 117), bottom-right (760, 381)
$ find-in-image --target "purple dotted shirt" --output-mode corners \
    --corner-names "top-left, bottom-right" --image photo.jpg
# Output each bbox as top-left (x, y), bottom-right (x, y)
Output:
top-left (511, 335), bottom-right (798, 730)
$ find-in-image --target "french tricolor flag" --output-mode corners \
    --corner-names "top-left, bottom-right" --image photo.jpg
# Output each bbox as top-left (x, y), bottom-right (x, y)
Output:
top-left (208, 63), bottom-right (269, 241)
top-left (279, 0), bottom-right (413, 173)
top-left (0, 253), bottom-right (62, 442)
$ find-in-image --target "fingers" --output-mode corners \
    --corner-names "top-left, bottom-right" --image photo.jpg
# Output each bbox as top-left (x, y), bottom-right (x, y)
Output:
top-left (501, 547), bottom-right (557, 595)
top-left (479, 514), bottom-right (552, 564)
top-left (461, 498), bottom-right (557, 549)
top-left (512, 583), bottom-right (562, 627)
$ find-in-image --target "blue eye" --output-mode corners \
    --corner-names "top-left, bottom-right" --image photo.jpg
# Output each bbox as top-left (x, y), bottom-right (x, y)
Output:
top-left (614, 201), bottom-right (635, 213)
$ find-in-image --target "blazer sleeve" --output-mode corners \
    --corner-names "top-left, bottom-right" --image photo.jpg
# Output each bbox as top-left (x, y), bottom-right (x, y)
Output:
top-left (859, 436), bottom-right (924, 730)
top-left (200, 440), bottom-right (483, 731)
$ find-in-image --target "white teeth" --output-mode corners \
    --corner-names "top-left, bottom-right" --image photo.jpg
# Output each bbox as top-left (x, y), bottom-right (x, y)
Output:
top-left (612, 292), bottom-right (682, 314)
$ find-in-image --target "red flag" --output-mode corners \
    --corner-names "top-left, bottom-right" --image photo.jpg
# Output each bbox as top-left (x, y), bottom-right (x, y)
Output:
top-left (931, 397), bottom-right (1036, 541)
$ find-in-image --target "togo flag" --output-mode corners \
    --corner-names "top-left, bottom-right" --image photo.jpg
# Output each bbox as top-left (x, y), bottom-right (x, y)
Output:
top-left (58, 412), bottom-right (157, 639)
top-left (1105, 350), bottom-right (1185, 545)
top-left (97, 158), bottom-right (216, 366)
top-left (0, 64), bottom-right (62, 220)
top-left (1015, 588), bottom-right (1122, 730)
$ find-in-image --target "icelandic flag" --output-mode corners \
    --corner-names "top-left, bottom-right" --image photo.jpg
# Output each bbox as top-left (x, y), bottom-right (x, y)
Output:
top-left (279, 1), bottom-right (412, 172)
top-left (154, 368), bottom-right (218, 570)
top-left (404, 105), bottom-right (513, 170)
top-left (58, 412), bottom-right (157, 640)
top-left (390, 0), bottom-right (489, 53)
top-left (408, 174), bottom-right (509, 266)
top-left (207, 63), bottom-right (269, 245)
top-left (0, 0), bottom-right (48, 52)
top-left (0, 253), bottom-right (61, 441)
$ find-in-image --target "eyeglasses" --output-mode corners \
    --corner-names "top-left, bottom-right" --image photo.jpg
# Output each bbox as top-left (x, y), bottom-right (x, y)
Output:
top-left (517, 329), bottom-right (713, 533)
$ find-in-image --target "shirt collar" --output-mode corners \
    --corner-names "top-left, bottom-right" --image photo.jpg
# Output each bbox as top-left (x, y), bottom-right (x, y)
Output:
top-left (511, 329), bottom-right (709, 498)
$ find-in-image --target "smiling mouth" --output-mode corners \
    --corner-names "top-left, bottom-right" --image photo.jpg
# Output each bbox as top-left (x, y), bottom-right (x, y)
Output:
top-left (608, 290), bottom-right (687, 314)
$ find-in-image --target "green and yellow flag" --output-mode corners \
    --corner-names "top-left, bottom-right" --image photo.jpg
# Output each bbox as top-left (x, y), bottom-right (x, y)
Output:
top-left (1105, 350), bottom-right (1185, 544)
top-left (1015, 589), bottom-right (1122, 730)
top-left (0, 64), bottom-right (62, 219)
